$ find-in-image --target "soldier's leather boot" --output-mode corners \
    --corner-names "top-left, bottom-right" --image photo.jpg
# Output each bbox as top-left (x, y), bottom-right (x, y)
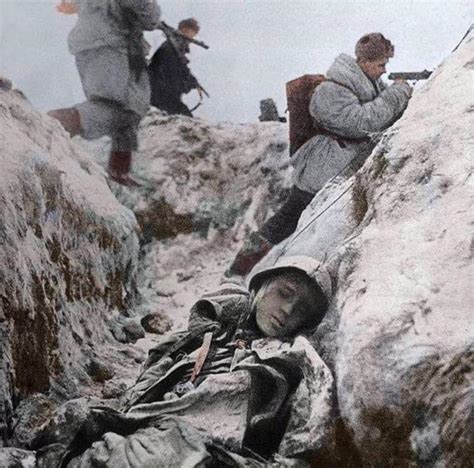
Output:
top-left (47, 107), bottom-right (82, 137)
top-left (224, 232), bottom-right (273, 278)
top-left (107, 151), bottom-right (140, 187)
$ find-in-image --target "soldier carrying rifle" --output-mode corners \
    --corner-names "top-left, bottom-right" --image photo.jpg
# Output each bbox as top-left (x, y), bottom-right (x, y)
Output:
top-left (149, 18), bottom-right (209, 117)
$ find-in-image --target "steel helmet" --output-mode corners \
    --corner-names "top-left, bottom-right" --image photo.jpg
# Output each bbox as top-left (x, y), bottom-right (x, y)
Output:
top-left (248, 255), bottom-right (332, 302)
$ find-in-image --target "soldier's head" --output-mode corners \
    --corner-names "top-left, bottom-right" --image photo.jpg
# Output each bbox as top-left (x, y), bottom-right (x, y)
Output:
top-left (355, 33), bottom-right (394, 80)
top-left (249, 256), bottom-right (332, 338)
top-left (178, 18), bottom-right (200, 40)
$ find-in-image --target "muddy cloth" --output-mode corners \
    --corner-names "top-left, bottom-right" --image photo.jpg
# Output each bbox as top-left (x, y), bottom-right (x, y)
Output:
top-left (148, 40), bottom-right (199, 116)
top-left (57, 282), bottom-right (333, 467)
top-left (291, 53), bottom-right (412, 194)
top-left (260, 185), bottom-right (315, 245)
top-left (68, 0), bottom-right (161, 151)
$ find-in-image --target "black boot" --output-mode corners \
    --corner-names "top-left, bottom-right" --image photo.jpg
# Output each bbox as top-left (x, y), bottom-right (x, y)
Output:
top-left (224, 232), bottom-right (273, 278)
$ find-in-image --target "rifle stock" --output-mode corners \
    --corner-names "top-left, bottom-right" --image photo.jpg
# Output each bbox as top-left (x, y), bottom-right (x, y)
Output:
top-left (388, 70), bottom-right (432, 80)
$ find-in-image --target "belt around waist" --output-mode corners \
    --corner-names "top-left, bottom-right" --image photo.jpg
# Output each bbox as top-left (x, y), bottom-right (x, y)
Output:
top-left (316, 127), bottom-right (371, 145)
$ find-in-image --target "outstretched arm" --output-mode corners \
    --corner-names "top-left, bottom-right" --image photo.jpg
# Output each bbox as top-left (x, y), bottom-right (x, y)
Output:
top-left (312, 81), bottom-right (412, 139)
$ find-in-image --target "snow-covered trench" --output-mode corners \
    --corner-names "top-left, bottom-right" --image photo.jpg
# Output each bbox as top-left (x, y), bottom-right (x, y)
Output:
top-left (0, 29), bottom-right (472, 466)
top-left (0, 79), bottom-right (293, 458)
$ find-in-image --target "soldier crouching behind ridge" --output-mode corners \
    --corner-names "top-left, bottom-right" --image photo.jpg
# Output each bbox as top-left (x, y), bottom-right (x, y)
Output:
top-left (225, 32), bottom-right (413, 278)
top-left (39, 256), bottom-right (334, 467)
top-left (48, 0), bottom-right (162, 187)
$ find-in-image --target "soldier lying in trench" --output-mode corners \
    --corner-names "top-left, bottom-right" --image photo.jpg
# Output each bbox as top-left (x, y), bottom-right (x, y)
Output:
top-left (52, 256), bottom-right (334, 467)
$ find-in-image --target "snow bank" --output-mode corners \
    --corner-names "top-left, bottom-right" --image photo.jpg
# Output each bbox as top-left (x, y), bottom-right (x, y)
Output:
top-left (333, 32), bottom-right (474, 466)
top-left (0, 87), bottom-right (140, 435)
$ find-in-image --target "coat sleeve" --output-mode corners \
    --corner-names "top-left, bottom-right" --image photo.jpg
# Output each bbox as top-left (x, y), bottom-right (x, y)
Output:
top-left (277, 337), bottom-right (335, 457)
top-left (149, 42), bottom-right (198, 96)
top-left (311, 81), bottom-right (412, 139)
top-left (119, 0), bottom-right (161, 30)
top-left (181, 68), bottom-right (199, 94)
top-left (187, 282), bottom-right (250, 332)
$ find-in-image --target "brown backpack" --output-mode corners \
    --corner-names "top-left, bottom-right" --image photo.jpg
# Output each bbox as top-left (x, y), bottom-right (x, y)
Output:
top-left (286, 74), bottom-right (326, 156)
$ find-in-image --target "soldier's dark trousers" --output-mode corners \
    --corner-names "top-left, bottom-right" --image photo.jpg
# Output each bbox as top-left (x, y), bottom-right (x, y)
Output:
top-left (260, 185), bottom-right (315, 245)
top-left (225, 185), bottom-right (315, 278)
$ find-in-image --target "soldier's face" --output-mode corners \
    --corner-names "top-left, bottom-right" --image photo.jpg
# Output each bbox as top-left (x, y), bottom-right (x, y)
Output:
top-left (180, 27), bottom-right (199, 40)
top-left (253, 272), bottom-right (318, 338)
top-left (360, 58), bottom-right (388, 80)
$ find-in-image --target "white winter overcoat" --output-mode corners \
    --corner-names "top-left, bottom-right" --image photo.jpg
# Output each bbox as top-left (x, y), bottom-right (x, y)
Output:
top-left (68, 0), bottom-right (161, 120)
top-left (68, 0), bottom-right (161, 55)
top-left (291, 53), bottom-right (412, 194)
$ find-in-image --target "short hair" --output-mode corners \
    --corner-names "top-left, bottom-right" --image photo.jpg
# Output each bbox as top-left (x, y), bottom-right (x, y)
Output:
top-left (355, 33), bottom-right (394, 62)
top-left (178, 18), bottom-right (200, 32)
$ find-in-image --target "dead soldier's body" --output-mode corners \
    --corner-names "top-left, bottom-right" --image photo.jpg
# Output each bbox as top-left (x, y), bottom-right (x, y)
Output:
top-left (44, 256), bottom-right (334, 467)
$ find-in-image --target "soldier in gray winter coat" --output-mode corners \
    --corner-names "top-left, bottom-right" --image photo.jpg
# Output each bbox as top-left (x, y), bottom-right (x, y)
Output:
top-left (48, 0), bottom-right (161, 186)
top-left (226, 33), bottom-right (412, 278)
top-left (46, 256), bottom-right (334, 468)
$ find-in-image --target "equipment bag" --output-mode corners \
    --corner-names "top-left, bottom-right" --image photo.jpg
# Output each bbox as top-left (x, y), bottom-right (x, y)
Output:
top-left (286, 74), bottom-right (326, 156)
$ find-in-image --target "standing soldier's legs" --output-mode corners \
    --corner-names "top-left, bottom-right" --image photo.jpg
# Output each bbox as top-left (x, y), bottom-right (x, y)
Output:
top-left (49, 47), bottom-right (149, 186)
top-left (107, 112), bottom-right (141, 186)
top-left (225, 186), bottom-right (315, 278)
top-left (47, 98), bottom-right (118, 140)
top-left (54, 98), bottom-right (142, 186)
top-left (260, 185), bottom-right (315, 244)
top-left (48, 47), bottom-right (129, 138)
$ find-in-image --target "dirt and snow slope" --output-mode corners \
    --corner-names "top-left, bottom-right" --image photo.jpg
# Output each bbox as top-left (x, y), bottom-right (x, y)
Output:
top-left (0, 29), bottom-right (472, 466)
top-left (0, 85), bottom-right (140, 441)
